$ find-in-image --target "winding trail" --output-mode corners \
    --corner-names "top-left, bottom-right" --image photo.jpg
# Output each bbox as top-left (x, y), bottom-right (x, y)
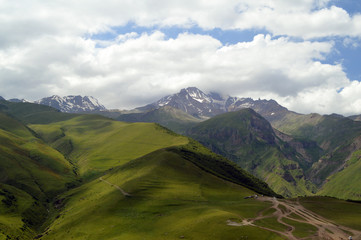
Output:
top-left (99, 177), bottom-right (131, 197)
top-left (227, 196), bottom-right (361, 240)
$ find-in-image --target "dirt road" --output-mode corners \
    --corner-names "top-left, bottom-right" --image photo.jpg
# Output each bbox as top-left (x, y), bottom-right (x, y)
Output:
top-left (99, 177), bottom-right (131, 197)
top-left (228, 196), bottom-right (361, 239)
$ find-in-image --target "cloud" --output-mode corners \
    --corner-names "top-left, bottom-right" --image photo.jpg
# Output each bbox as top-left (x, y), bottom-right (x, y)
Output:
top-left (1, 30), bottom-right (355, 115)
top-left (1, 0), bottom-right (361, 44)
top-left (0, 0), bottom-right (360, 115)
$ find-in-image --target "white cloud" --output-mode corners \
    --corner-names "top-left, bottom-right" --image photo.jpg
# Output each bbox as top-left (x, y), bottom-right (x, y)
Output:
top-left (1, 0), bottom-right (361, 43)
top-left (1, 30), bottom-right (357, 115)
top-left (0, 0), bottom-right (361, 115)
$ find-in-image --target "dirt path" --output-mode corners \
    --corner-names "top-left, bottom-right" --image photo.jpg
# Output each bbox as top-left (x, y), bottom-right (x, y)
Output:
top-left (227, 196), bottom-right (361, 240)
top-left (99, 177), bottom-right (131, 197)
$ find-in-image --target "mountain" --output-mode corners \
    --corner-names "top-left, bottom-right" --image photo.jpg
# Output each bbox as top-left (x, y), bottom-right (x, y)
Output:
top-left (138, 87), bottom-right (294, 123)
top-left (39, 145), bottom-right (280, 240)
top-left (317, 137), bottom-right (361, 200)
top-left (116, 106), bottom-right (201, 134)
top-left (0, 101), bottom-right (280, 239)
top-left (0, 96), bottom-right (5, 101)
top-left (35, 95), bottom-right (106, 113)
top-left (186, 107), bottom-right (361, 200)
top-left (2, 101), bottom-right (361, 239)
top-left (139, 87), bottom-right (225, 118)
top-left (187, 109), bottom-right (316, 197)
top-left (27, 109), bottom-right (281, 240)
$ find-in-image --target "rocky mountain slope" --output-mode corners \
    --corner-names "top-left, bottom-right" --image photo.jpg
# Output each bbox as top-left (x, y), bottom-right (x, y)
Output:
top-left (187, 108), bottom-right (317, 197)
top-left (138, 87), bottom-right (291, 121)
top-left (186, 108), bottom-right (361, 200)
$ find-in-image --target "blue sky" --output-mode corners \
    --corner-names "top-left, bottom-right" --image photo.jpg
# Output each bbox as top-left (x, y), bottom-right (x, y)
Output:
top-left (1, 0), bottom-right (361, 115)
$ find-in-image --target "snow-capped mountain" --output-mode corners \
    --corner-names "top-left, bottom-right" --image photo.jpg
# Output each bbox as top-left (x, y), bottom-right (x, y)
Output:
top-left (35, 95), bottom-right (106, 113)
top-left (138, 87), bottom-right (291, 121)
top-left (139, 87), bottom-right (225, 118)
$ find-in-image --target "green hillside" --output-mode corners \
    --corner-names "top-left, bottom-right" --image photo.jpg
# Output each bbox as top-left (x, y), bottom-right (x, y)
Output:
top-left (271, 111), bottom-right (361, 198)
top-left (0, 112), bottom-right (76, 239)
top-left (274, 113), bottom-right (361, 153)
top-left (318, 147), bottom-right (361, 199)
top-left (299, 196), bottom-right (361, 231)
top-left (30, 115), bottom-right (189, 178)
top-left (39, 146), bottom-right (280, 240)
top-left (0, 100), bottom-right (77, 124)
top-left (187, 109), bottom-right (315, 197)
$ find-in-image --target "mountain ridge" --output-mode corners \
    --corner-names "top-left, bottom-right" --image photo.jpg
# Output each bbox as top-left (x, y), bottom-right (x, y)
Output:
top-left (187, 108), bottom-right (316, 197)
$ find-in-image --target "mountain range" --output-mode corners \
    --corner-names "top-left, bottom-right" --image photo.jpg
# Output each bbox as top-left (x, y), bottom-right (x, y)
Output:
top-left (1, 95), bottom-right (361, 239)
top-left (108, 87), bottom-right (361, 200)
top-left (12, 87), bottom-right (357, 199)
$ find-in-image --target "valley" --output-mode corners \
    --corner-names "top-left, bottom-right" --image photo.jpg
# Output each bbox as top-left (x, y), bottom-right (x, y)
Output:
top-left (1, 95), bottom-right (361, 239)
top-left (111, 87), bottom-right (361, 200)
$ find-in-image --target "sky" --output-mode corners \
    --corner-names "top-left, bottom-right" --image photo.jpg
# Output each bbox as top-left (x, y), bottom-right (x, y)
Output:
top-left (1, 0), bottom-right (361, 115)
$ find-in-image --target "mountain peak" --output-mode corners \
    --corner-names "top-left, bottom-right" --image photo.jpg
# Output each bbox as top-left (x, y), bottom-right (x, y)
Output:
top-left (141, 87), bottom-right (289, 121)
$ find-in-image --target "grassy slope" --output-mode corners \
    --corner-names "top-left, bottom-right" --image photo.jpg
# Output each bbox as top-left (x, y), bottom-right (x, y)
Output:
top-left (187, 109), bottom-right (313, 197)
top-left (40, 147), bottom-right (282, 240)
top-left (0, 184), bottom-right (35, 240)
top-left (0, 100), bottom-right (77, 124)
top-left (299, 197), bottom-right (361, 231)
top-left (23, 111), bottom-right (280, 239)
top-left (273, 113), bottom-right (361, 152)
top-left (319, 149), bottom-right (361, 200)
top-left (30, 115), bottom-right (189, 178)
top-left (273, 112), bottom-right (361, 197)
top-left (0, 112), bottom-right (76, 239)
